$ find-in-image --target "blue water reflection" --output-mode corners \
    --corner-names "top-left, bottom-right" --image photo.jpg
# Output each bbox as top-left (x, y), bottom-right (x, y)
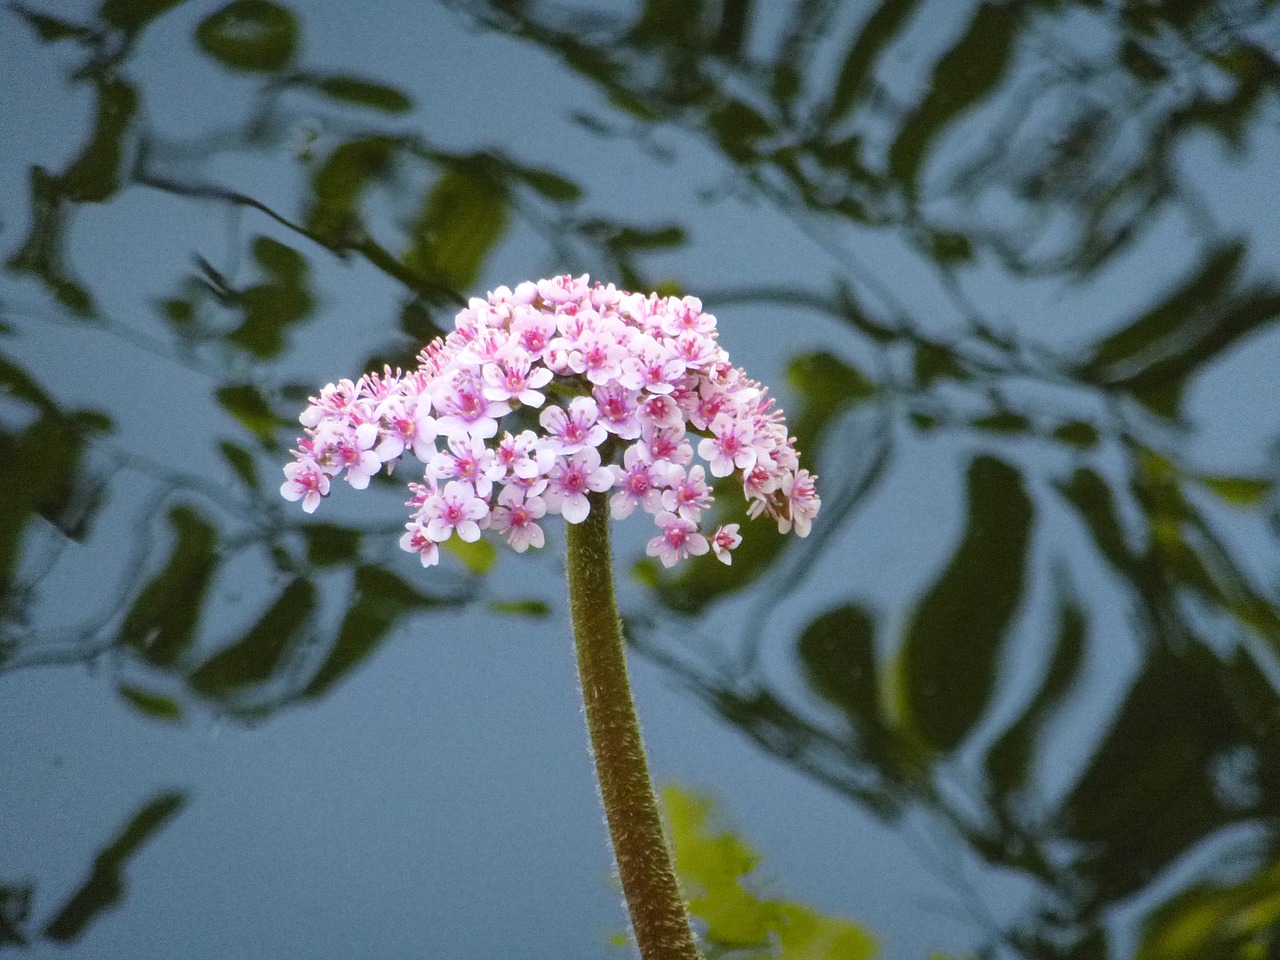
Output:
top-left (4, 2), bottom-right (1280, 958)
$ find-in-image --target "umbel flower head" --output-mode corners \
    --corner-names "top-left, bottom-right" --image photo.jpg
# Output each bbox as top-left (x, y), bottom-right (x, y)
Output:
top-left (281, 275), bottom-right (820, 568)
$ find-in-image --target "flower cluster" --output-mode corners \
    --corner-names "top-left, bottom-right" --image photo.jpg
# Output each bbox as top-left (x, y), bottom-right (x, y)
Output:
top-left (281, 275), bottom-right (819, 568)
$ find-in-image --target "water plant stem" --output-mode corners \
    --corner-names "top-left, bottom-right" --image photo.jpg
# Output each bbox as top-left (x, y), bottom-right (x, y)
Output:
top-left (565, 491), bottom-right (701, 960)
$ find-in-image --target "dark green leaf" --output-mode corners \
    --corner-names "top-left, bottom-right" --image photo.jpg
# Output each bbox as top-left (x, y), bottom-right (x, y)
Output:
top-left (1121, 38), bottom-right (1168, 84)
top-left (898, 455), bottom-right (1033, 752)
top-left (43, 792), bottom-right (186, 942)
top-left (796, 604), bottom-right (880, 727)
top-left (971, 411), bottom-right (1031, 434)
top-left (888, 3), bottom-right (1018, 195)
top-left (304, 135), bottom-right (397, 247)
top-left (0, 352), bottom-right (57, 410)
top-left (117, 685), bottom-right (184, 722)
top-left (216, 383), bottom-right (281, 444)
top-left (10, 5), bottom-right (93, 42)
top-left (306, 74), bottom-right (413, 114)
top-left (607, 224), bottom-right (686, 251)
top-left (250, 233), bottom-right (306, 282)
top-left (787, 351), bottom-right (876, 452)
top-left (1121, 286), bottom-right (1280, 418)
top-left (1082, 244), bottom-right (1244, 380)
top-left (160, 296), bottom-right (196, 327)
top-left (710, 98), bottom-right (772, 162)
top-left (0, 883), bottom-right (32, 947)
top-left (0, 410), bottom-right (89, 610)
top-left (927, 229), bottom-right (973, 263)
top-left (0, 406), bottom-right (102, 563)
top-left (513, 166), bottom-right (582, 202)
top-left (303, 523), bottom-right (361, 567)
top-left (303, 565), bottom-right (453, 699)
top-left (827, 0), bottom-right (919, 124)
top-left (488, 598), bottom-right (551, 618)
top-left (913, 341), bottom-right (965, 387)
top-left (399, 298), bottom-right (446, 343)
top-left (195, 0), bottom-right (296, 73)
top-left (217, 441), bottom-right (259, 490)
top-left (1051, 421), bottom-right (1100, 448)
top-left (118, 507), bottom-right (218, 666)
top-left (1062, 646), bottom-right (1249, 903)
top-left (188, 577), bottom-right (316, 695)
top-left (795, 603), bottom-right (904, 773)
top-left (227, 236), bottom-right (313, 358)
top-left (1055, 467), bottom-right (1134, 574)
top-left (985, 578), bottom-right (1087, 797)
top-left (7, 167), bottom-right (96, 316)
top-left (99, 0), bottom-right (185, 35)
top-left (403, 164), bottom-right (508, 292)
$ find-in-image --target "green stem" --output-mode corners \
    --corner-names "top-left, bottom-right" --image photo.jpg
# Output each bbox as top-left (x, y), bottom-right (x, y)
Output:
top-left (565, 492), bottom-right (701, 960)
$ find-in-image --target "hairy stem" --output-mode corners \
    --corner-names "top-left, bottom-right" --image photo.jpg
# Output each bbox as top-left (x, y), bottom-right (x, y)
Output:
top-left (565, 492), bottom-right (700, 960)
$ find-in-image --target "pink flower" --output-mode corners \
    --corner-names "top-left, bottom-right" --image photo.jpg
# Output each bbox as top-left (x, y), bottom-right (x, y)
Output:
top-left (577, 327), bottom-right (629, 385)
top-left (697, 412), bottom-right (758, 478)
top-left (545, 447), bottom-right (615, 523)
top-left (539, 397), bottom-right (607, 454)
top-left (593, 383), bottom-right (642, 440)
top-left (489, 485), bottom-right (547, 553)
top-left (494, 430), bottom-right (555, 482)
top-left (482, 354), bottom-right (553, 407)
top-left (421, 480), bottom-right (489, 543)
top-left (282, 274), bottom-right (818, 568)
top-left (660, 296), bottom-right (716, 337)
top-left (510, 307), bottom-right (556, 359)
top-left (428, 432), bottom-right (505, 499)
top-left (537, 273), bottom-right (589, 303)
top-left (316, 420), bottom-right (383, 490)
top-left (638, 394), bottom-right (683, 430)
top-left (638, 423), bottom-right (693, 472)
top-left (710, 524), bottom-right (742, 564)
top-left (618, 335), bottom-right (685, 394)
top-left (646, 511), bottom-right (709, 568)
top-left (374, 393), bottom-right (437, 462)
top-left (608, 446), bottom-right (669, 519)
top-left (399, 522), bottom-right (441, 567)
top-left (661, 464), bottom-right (713, 521)
top-left (782, 468), bottom-right (820, 538)
top-left (433, 370), bottom-right (508, 439)
top-left (280, 458), bottom-right (330, 513)
top-left (671, 330), bottom-right (720, 370)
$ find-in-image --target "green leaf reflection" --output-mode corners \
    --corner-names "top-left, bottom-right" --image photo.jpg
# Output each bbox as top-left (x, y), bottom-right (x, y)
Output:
top-left (42, 792), bottom-right (186, 943)
top-left (189, 577), bottom-right (317, 696)
top-left (663, 785), bottom-right (878, 959)
top-left (404, 164), bottom-right (509, 293)
top-left (897, 456), bottom-right (1033, 752)
top-left (119, 507), bottom-right (218, 668)
top-left (302, 565), bottom-right (459, 699)
top-left (195, 0), bottom-right (296, 73)
top-left (1136, 859), bottom-right (1280, 960)
top-left (302, 73), bottom-right (414, 114)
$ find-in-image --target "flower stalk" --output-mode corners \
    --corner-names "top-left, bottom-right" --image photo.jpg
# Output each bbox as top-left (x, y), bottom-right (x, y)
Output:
top-left (566, 491), bottom-right (701, 960)
top-left (279, 274), bottom-right (820, 955)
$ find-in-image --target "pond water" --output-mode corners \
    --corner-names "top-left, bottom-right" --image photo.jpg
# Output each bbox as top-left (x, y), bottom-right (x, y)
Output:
top-left (3, 2), bottom-right (1280, 958)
